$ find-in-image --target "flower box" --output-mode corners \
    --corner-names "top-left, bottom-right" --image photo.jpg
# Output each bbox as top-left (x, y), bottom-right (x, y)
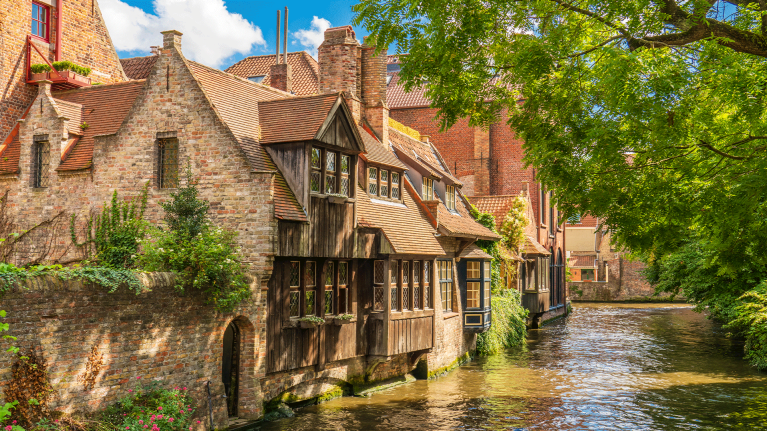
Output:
top-left (327, 195), bottom-right (348, 204)
top-left (30, 70), bottom-right (91, 85)
top-left (299, 319), bottom-right (324, 329)
top-left (333, 317), bottom-right (354, 326)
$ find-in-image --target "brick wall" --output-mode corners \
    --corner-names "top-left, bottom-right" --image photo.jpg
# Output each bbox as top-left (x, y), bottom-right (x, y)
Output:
top-left (0, 273), bottom-right (266, 426)
top-left (1, 0), bottom-right (125, 143)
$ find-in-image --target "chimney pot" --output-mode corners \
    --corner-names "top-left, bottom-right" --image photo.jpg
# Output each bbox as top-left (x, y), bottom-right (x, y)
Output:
top-left (150, 46), bottom-right (160, 55)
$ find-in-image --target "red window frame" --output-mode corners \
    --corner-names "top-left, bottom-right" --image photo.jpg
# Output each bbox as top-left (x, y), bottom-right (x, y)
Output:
top-left (31, 2), bottom-right (50, 42)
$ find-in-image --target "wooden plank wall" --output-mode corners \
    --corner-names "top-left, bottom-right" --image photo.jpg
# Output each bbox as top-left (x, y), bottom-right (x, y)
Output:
top-left (387, 316), bottom-right (433, 355)
top-left (308, 197), bottom-right (355, 258)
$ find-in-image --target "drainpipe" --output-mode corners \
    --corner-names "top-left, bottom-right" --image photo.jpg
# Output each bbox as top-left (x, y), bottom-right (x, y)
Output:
top-left (55, 0), bottom-right (63, 61)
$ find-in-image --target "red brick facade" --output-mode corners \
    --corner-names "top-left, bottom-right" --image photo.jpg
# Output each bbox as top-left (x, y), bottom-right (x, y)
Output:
top-left (0, 0), bottom-right (126, 144)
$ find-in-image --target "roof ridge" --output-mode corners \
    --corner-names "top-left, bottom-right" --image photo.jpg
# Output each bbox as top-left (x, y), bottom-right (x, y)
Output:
top-left (231, 51), bottom-right (310, 62)
top-left (52, 79), bottom-right (146, 95)
top-left (121, 54), bottom-right (158, 61)
top-left (259, 92), bottom-right (339, 104)
top-left (188, 60), bottom-right (295, 98)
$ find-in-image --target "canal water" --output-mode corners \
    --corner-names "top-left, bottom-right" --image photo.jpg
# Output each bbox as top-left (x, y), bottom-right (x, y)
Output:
top-left (259, 303), bottom-right (767, 430)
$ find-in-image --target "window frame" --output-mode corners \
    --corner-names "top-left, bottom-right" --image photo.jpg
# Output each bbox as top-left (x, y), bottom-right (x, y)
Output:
top-left (158, 137), bottom-right (179, 189)
top-left (438, 259), bottom-right (454, 313)
top-left (422, 177), bottom-right (434, 201)
top-left (288, 260), bottom-right (353, 320)
top-left (465, 261), bottom-right (481, 309)
top-left (310, 146), bottom-right (354, 198)
top-left (446, 185), bottom-right (456, 211)
top-left (373, 259), bottom-right (385, 311)
top-left (366, 165), bottom-right (403, 202)
top-left (31, 2), bottom-right (50, 42)
top-left (31, 137), bottom-right (50, 189)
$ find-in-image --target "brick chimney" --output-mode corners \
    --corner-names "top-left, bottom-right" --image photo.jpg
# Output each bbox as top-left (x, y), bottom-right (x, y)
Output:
top-left (270, 63), bottom-right (292, 93)
top-left (318, 26), bottom-right (361, 121)
top-left (360, 37), bottom-right (388, 145)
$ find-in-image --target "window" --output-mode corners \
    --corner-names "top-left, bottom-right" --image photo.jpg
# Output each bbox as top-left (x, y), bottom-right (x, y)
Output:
top-left (466, 261), bottom-right (480, 308)
top-left (402, 261), bottom-right (410, 310)
top-left (568, 213), bottom-right (582, 224)
top-left (537, 257), bottom-right (550, 291)
top-left (413, 261), bottom-right (421, 309)
top-left (484, 262), bottom-right (491, 308)
top-left (311, 147), bottom-right (351, 196)
top-left (373, 260), bottom-right (385, 311)
top-left (391, 172), bottom-right (400, 199)
top-left (305, 261), bottom-right (316, 316)
top-left (582, 268), bottom-right (595, 281)
top-left (31, 138), bottom-right (49, 188)
top-left (31, 2), bottom-right (49, 41)
top-left (391, 260), bottom-right (399, 311)
top-left (380, 170), bottom-right (389, 197)
top-left (424, 261), bottom-right (432, 308)
top-left (289, 262), bottom-right (300, 317)
top-left (248, 75), bottom-right (266, 83)
top-left (438, 260), bottom-right (453, 312)
top-left (540, 185), bottom-right (546, 225)
top-left (324, 261), bottom-right (334, 315)
top-left (549, 191), bottom-right (555, 235)
top-left (368, 167), bottom-right (378, 195)
top-left (519, 262), bottom-right (526, 292)
top-left (158, 138), bottom-right (179, 188)
top-left (422, 177), bottom-right (434, 201)
top-left (446, 185), bottom-right (456, 210)
top-left (338, 262), bottom-right (349, 314)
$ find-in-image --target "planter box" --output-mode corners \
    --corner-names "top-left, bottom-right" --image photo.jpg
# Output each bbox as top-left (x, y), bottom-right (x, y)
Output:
top-left (327, 196), bottom-right (348, 204)
top-left (332, 318), bottom-right (354, 326)
top-left (30, 70), bottom-right (91, 85)
top-left (300, 320), bottom-right (324, 329)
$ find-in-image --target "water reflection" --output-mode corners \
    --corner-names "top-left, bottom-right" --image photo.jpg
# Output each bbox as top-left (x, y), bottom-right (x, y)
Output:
top-left (258, 304), bottom-right (767, 430)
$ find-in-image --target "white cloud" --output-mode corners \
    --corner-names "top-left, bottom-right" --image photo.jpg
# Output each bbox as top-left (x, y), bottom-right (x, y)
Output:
top-left (101, 0), bottom-right (265, 67)
top-left (293, 16), bottom-right (332, 58)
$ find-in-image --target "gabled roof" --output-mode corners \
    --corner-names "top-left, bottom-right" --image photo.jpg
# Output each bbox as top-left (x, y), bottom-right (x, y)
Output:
top-left (258, 93), bottom-right (345, 145)
top-left (436, 198), bottom-right (500, 241)
top-left (185, 61), bottom-right (306, 222)
top-left (569, 255), bottom-right (596, 267)
top-left (53, 80), bottom-right (146, 171)
top-left (459, 243), bottom-right (493, 260)
top-left (388, 125), bottom-right (461, 185)
top-left (0, 134), bottom-right (20, 174)
top-left (225, 51), bottom-right (320, 96)
top-left (120, 55), bottom-right (158, 80)
top-left (356, 182), bottom-right (444, 255)
top-left (359, 124), bottom-right (407, 170)
top-left (522, 235), bottom-right (550, 255)
top-left (469, 195), bottom-right (520, 231)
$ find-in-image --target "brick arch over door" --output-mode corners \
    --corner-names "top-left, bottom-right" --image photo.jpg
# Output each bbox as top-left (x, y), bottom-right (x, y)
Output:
top-left (223, 316), bottom-right (259, 418)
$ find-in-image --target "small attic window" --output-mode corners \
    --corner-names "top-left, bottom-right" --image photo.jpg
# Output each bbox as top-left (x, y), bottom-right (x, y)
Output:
top-left (386, 75), bottom-right (393, 85)
top-left (248, 75), bottom-right (266, 84)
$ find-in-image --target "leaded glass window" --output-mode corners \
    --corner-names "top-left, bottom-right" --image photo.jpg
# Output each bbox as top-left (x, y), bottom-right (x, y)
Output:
top-left (368, 168), bottom-right (378, 195)
top-left (31, 138), bottom-right (50, 188)
top-left (325, 151), bottom-right (336, 194)
top-left (289, 261), bottom-right (300, 318)
top-left (391, 172), bottom-right (400, 200)
top-left (339, 261), bottom-right (348, 314)
top-left (325, 262), bottom-right (334, 315)
top-left (374, 260), bottom-right (385, 311)
top-left (158, 138), bottom-right (179, 189)
top-left (380, 170), bottom-right (389, 197)
top-left (391, 260), bottom-right (398, 311)
top-left (310, 147), bottom-right (321, 193)
top-left (424, 261), bottom-right (431, 309)
top-left (340, 155), bottom-right (350, 196)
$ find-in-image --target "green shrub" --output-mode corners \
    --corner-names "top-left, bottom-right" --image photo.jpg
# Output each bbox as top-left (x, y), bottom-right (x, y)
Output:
top-left (0, 263), bottom-right (141, 295)
top-left (137, 173), bottom-right (249, 312)
top-left (29, 64), bottom-right (51, 74)
top-left (727, 284), bottom-right (767, 370)
top-left (70, 183), bottom-right (148, 269)
top-left (29, 62), bottom-right (91, 77)
top-left (100, 380), bottom-right (195, 431)
top-left (476, 289), bottom-right (529, 356)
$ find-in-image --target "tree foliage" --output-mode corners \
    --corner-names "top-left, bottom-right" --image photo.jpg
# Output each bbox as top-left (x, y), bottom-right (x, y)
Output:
top-left (355, 0), bottom-right (767, 365)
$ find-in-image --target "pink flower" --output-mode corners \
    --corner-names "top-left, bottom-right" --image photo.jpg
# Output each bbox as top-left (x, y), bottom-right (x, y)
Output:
top-left (137, 376), bottom-right (142, 379)
top-left (158, 415), bottom-right (163, 419)
top-left (54, 421), bottom-right (59, 423)
top-left (7, 425), bottom-right (13, 431)
top-left (126, 427), bottom-right (130, 430)
top-left (143, 427), bottom-right (148, 429)
top-left (158, 407), bottom-right (163, 411)
top-left (129, 390), bottom-right (133, 393)
top-left (183, 387), bottom-right (187, 390)
top-left (151, 415), bottom-right (156, 420)
top-left (197, 421), bottom-right (201, 424)
top-left (189, 427), bottom-right (192, 431)
top-left (12, 421), bottom-right (16, 424)
top-left (139, 421), bottom-right (143, 425)
top-left (187, 408), bottom-right (192, 412)
top-left (169, 418), bottom-right (174, 423)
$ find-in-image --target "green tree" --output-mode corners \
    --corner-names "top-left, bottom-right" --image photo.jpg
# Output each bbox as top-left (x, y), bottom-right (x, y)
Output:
top-left (354, 0), bottom-right (767, 365)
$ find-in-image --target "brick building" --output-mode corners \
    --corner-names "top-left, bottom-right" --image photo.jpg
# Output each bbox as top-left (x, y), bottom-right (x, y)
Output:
top-left (0, 14), bottom-right (501, 426)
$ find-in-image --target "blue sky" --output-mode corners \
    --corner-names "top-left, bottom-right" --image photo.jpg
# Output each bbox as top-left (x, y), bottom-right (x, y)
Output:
top-left (101, 0), bottom-right (370, 69)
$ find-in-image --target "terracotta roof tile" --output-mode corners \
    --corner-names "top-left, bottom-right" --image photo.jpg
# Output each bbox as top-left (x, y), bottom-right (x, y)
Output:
top-left (185, 61), bottom-right (306, 221)
top-left (522, 235), bottom-right (550, 255)
top-left (356, 182), bottom-right (444, 255)
top-left (258, 93), bottom-right (339, 144)
top-left (437, 200), bottom-right (500, 240)
top-left (359, 124), bottom-right (407, 170)
top-left (568, 255), bottom-right (596, 267)
top-left (54, 99), bottom-right (82, 134)
top-left (469, 195), bottom-right (520, 231)
top-left (388, 127), bottom-right (460, 184)
top-left (53, 80), bottom-right (146, 171)
top-left (387, 71), bottom-right (430, 109)
top-left (459, 243), bottom-right (493, 259)
top-left (120, 55), bottom-right (158, 80)
top-left (0, 133), bottom-right (20, 174)
top-left (225, 52), bottom-right (320, 96)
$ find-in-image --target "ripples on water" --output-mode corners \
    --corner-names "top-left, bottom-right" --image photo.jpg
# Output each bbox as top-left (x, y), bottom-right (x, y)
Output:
top-left (258, 304), bottom-right (767, 430)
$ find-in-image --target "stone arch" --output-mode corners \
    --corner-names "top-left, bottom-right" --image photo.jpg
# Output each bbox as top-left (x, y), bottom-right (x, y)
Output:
top-left (223, 316), bottom-right (259, 419)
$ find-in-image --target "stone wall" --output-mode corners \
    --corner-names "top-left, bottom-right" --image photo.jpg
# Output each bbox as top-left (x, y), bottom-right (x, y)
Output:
top-left (569, 256), bottom-right (675, 301)
top-left (0, 273), bottom-right (266, 427)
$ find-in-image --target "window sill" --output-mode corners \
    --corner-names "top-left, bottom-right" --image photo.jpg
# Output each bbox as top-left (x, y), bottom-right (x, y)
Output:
top-left (390, 309), bottom-right (434, 320)
top-left (442, 311), bottom-right (460, 320)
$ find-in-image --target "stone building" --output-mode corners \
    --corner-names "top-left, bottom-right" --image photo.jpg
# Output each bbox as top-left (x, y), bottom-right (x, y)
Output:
top-left (0, 13), bottom-right (500, 426)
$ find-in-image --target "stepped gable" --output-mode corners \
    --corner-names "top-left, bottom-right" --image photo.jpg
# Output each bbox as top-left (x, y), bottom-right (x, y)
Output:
top-left (257, 93), bottom-right (339, 144)
top-left (52, 80), bottom-right (146, 171)
top-left (225, 51), bottom-right (320, 96)
top-left (120, 55), bottom-right (159, 80)
top-left (356, 183), bottom-right (444, 255)
top-left (185, 60), bottom-right (306, 221)
top-left (359, 124), bottom-right (407, 170)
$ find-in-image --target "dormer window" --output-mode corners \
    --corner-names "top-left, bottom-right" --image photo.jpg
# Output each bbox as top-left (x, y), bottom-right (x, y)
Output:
top-left (446, 185), bottom-right (456, 210)
top-left (31, 2), bottom-right (49, 41)
top-left (367, 166), bottom-right (402, 201)
top-left (422, 177), bottom-right (434, 201)
top-left (248, 75), bottom-right (266, 83)
top-left (311, 147), bottom-right (351, 197)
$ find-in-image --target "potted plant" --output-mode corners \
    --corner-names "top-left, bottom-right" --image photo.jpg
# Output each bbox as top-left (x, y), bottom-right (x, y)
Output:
top-left (333, 314), bottom-right (354, 326)
top-left (326, 193), bottom-right (348, 204)
top-left (298, 316), bottom-right (325, 329)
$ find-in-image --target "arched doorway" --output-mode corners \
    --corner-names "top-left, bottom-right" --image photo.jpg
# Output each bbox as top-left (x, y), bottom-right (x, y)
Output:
top-left (222, 321), bottom-right (240, 417)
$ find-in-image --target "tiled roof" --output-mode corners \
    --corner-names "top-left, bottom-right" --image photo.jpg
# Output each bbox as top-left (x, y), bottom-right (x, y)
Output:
top-left (53, 80), bottom-right (146, 171)
top-left (185, 61), bottom-right (306, 221)
top-left (388, 127), bottom-right (460, 184)
top-left (359, 124), bottom-right (407, 170)
top-left (356, 183), bottom-right (444, 255)
top-left (225, 51), bottom-right (320, 96)
top-left (469, 195), bottom-right (520, 231)
top-left (387, 71), bottom-right (430, 109)
top-left (0, 133), bottom-right (20, 174)
top-left (120, 55), bottom-right (158, 80)
top-left (522, 235), bottom-right (550, 255)
top-left (459, 243), bottom-right (493, 259)
top-left (569, 255), bottom-right (596, 267)
top-left (258, 93), bottom-right (339, 144)
top-left (437, 198), bottom-right (500, 240)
